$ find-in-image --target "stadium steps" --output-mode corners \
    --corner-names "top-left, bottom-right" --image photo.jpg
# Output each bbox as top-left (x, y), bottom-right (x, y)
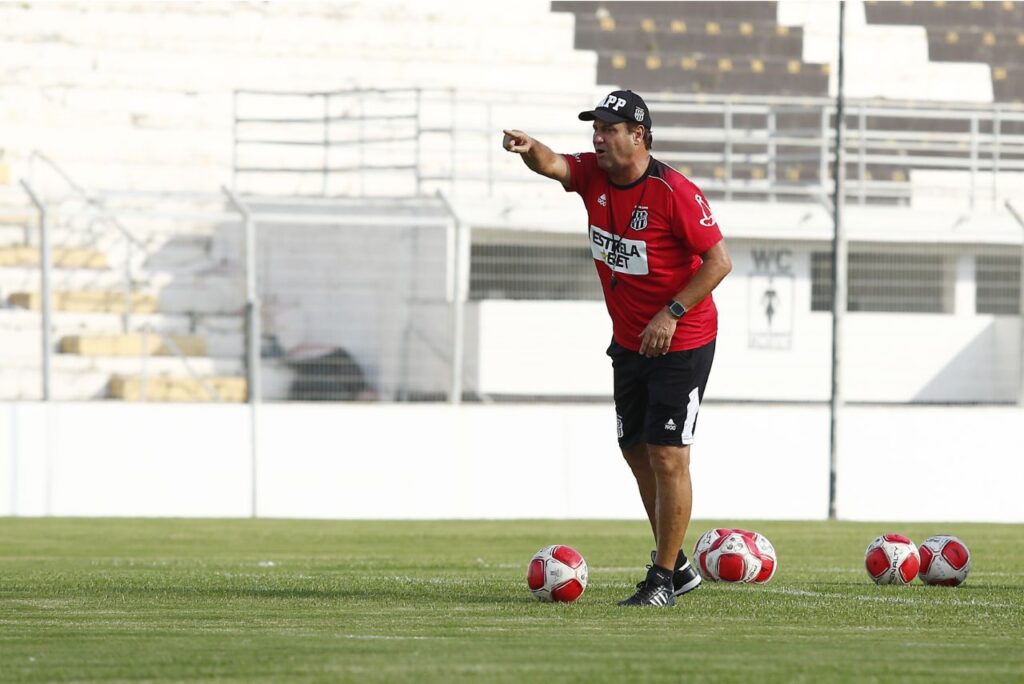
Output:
top-left (0, 354), bottom-right (246, 400)
top-left (7, 290), bottom-right (160, 314)
top-left (108, 375), bottom-right (247, 402)
top-left (0, 308), bottom-right (242, 343)
top-left (59, 333), bottom-right (208, 357)
top-left (6, 278), bottom-right (244, 315)
top-left (0, 245), bottom-right (109, 269)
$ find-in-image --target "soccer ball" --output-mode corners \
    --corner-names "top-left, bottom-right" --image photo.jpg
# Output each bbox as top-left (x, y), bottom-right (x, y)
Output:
top-left (746, 530), bottom-right (778, 584)
top-left (865, 534), bottom-right (920, 585)
top-left (527, 545), bottom-right (588, 602)
top-left (692, 528), bottom-right (763, 583)
top-left (918, 535), bottom-right (971, 586)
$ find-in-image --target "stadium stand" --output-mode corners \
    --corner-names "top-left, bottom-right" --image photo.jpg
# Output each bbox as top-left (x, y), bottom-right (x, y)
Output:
top-left (552, 1), bottom-right (831, 190)
top-left (556, 1), bottom-right (828, 97)
top-left (1, 0), bottom-right (1022, 405)
top-left (865, 0), bottom-right (1024, 104)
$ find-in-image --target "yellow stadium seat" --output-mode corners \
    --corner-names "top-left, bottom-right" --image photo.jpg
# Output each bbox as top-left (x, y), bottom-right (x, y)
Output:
top-left (109, 376), bottom-right (247, 402)
top-left (60, 334), bottom-right (208, 357)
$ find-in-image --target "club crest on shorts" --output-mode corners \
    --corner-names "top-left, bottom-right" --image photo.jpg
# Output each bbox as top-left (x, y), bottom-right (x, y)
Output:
top-left (629, 206), bottom-right (648, 231)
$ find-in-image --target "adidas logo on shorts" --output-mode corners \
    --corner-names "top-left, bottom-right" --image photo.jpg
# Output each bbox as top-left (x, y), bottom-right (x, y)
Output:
top-left (664, 418), bottom-right (677, 431)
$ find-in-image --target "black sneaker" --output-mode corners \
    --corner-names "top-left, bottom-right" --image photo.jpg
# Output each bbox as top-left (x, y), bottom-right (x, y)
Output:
top-left (618, 566), bottom-right (676, 607)
top-left (651, 550), bottom-right (702, 597)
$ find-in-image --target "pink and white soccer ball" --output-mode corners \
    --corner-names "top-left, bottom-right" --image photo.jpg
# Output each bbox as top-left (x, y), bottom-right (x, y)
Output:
top-left (527, 545), bottom-right (588, 602)
top-left (865, 534), bottom-right (920, 585)
top-left (918, 535), bottom-right (971, 587)
top-left (693, 528), bottom-right (764, 583)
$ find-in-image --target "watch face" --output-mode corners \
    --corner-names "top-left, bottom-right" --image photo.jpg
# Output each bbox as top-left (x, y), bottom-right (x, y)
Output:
top-left (669, 302), bottom-right (685, 318)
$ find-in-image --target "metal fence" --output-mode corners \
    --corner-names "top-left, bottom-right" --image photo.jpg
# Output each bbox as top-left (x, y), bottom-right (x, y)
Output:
top-left (3, 89), bottom-right (1024, 406)
top-left (233, 89), bottom-right (1024, 208)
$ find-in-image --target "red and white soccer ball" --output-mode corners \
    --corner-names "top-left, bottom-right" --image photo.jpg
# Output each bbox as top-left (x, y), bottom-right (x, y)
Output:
top-left (865, 534), bottom-right (920, 585)
top-left (918, 535), bottom-right (971, 586)
top-left (693, 528), bottom-right (776, 584)
top-left (527, 545), bottom-right (588, 602)
top-left (747, 530), bottom-right (778, 584)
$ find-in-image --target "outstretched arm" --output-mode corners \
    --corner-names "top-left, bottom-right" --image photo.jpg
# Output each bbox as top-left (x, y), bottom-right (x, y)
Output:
top-left (502, 129), bottom-right (571, 188)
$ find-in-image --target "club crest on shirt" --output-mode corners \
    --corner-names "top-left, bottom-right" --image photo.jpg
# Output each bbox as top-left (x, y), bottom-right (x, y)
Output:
top-left (629, 206), bottom-right (649, 231)
top-left (597, 193), bottom-right (607, 207)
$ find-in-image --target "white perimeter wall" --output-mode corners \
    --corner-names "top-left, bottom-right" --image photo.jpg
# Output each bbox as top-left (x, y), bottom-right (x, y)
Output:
top-left (2, 401), bottom-right (1022, 522)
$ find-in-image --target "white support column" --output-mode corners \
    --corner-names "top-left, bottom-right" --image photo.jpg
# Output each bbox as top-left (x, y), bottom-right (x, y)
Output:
top-left (954, 253), bottom-right (976, 317)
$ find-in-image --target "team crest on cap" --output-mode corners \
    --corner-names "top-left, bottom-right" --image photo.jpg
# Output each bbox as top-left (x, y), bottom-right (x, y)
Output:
top-left (634, 106), bottom-right (645, 122)
top-left (629, 206), bottom-right (649, 231)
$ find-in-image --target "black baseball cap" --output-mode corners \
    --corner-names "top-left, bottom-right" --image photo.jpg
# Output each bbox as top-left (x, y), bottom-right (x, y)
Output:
top-left (578, 89), bottom-right (653, 129)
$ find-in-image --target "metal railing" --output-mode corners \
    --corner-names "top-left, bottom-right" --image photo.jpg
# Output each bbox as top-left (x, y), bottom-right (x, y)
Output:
top-left (232, 89), bottom-right (1024, 207)
top-left (15, 159), bottom-right (246, 401)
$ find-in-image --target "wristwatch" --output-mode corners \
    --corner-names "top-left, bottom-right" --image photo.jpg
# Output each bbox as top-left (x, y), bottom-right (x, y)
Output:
top-left (667, 300), bottom-right (687, 319)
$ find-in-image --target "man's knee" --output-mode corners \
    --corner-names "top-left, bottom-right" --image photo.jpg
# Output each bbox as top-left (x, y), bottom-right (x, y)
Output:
top-left (647, 444), bottom-right (690, 477)
top-left (621, 443), bottom-right (648, 470)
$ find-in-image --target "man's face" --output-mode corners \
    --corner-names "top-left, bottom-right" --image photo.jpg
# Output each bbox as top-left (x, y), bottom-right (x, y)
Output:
top-left (592, 120), bottom-right (640, 173)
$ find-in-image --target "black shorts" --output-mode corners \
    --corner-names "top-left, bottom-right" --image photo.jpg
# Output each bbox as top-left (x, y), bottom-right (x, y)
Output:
top-left (607, 338), bottom-right (716, 448)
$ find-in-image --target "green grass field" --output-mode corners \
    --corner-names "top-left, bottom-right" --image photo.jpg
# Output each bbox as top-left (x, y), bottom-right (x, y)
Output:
top-left (1, 518), bottom-right (1022, 683)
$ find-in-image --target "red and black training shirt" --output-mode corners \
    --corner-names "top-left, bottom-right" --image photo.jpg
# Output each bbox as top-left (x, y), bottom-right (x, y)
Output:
top-left (562, 152), bottom-right (724, 352)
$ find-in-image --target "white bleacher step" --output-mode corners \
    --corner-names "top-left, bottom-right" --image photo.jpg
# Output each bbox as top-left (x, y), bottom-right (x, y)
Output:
top-left (142, 234), bottom-right (217, 271)
top-left (1, 327), bottom-right (243, 360)
top-left (0, 225), bottom-right (29, 247)
top-left (0, 266), bottom-right (132, 300)
top-left (156, 279), bottom-right (245, 314)
top-left (0, 366), bottom-right (115, 400)
top-left (0, 358), bottom-right (294, 401)
top-left (108, 375), bottom-right (247, 402)
top-left (0, 308), bottom-right (243, 338)
top-left (0, 270), bottom-right (128, 302)
top-left (58, 353), bottom-right (242, 375)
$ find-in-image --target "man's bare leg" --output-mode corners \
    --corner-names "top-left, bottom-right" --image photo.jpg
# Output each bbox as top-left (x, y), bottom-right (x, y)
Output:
top-left (648, 444), bottom-right (693, 572)
top-left (621, 443), bottom-right (657, 537)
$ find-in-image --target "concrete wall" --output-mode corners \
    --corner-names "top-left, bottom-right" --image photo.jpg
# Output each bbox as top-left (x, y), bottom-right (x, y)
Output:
top-left (2, 401), bottom-right (1022, 522)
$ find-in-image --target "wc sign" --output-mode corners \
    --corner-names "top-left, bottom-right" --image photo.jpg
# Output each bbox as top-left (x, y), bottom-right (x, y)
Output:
top-left (748, 248), bottom-right (794, 350)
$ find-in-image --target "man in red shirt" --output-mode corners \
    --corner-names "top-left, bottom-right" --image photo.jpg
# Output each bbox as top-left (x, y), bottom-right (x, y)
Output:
top-left (503, 89), bottom-right (732, 607)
